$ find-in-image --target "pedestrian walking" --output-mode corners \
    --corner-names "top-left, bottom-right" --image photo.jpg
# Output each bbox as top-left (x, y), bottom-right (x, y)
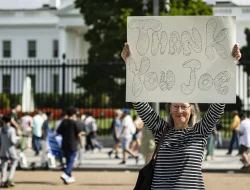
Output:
top-left (236, 113), bottom-right (250, 169)
top-left (119, 109), bottom-right (138, 164)
top-left (76, 113), bottom-right (86, 166)
top-left (226, 110), bottom-right (240, 155)
top-left (20, 112), bottom-right (33, 150)
top-left (32, 110), bottom-right (44, 156)
top-left (41, 112), bottom-right (53, 168)
top-left (57, 107), bottom-right (84, 184)
top-left (139, 125), bottom-right (155, 165)
top-left (108, 109), bottom-right (123, 159)
top-left (215, 122), bottom-right (223, 148)
top-left (0, 115), bottom-right (18, 188)
top-left (121, 42), bottom-right (241, 189)
top-left (54, 111), bottom-right (66, 168)
top-left (84, 112), bottom-right (102, 152)
top-left (130, 115), bottom-right (144, 152)
top-left (10, 104), bottom-right (22, 136)
top-left (205, 128), bottom-right (216, 161)
top-left (84, 112), bottom-right (95, 152)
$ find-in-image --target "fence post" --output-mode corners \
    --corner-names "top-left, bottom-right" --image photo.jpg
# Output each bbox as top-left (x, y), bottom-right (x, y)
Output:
top-left (62, 54), bottom-right (66, 109)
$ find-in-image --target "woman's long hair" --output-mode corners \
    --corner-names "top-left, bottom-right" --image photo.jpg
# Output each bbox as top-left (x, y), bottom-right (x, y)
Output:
top-left (165, 103), bottom-right (201, 128)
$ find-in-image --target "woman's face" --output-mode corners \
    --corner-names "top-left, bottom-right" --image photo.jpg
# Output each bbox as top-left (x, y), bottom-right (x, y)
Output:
top-left (170, 103), bottom-right (192, 128)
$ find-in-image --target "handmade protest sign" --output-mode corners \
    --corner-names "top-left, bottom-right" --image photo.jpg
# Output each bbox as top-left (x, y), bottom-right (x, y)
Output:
top-left (126, 16), bottom-right (236, 103)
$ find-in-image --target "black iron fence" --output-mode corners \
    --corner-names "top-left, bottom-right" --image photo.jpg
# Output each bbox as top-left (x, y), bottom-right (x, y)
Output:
top-left (0, 58), bottom-right (129, 135)
top-left (0, 59), bottom-right (247, 136)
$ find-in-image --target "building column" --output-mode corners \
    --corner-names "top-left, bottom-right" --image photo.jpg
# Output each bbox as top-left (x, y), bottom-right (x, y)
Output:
top-left (59, 26), bottom-right (67, 59)
top-left (76, 32), bottom-right (82, 59)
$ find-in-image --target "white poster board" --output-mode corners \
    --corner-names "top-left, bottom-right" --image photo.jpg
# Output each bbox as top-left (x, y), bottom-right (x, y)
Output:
top-left (126, 16), bottom-right (236, 103)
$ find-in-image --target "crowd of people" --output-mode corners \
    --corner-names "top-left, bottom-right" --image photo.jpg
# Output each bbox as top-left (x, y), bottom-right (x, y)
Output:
top-left (0, 103), bottom-right (250, 187)
top-left (107, 105), bottom-right (250, 171)
top-left (204, 109), bottom-right (250, 171)
top-left (0, 40), bottom-right (247, 189)
top-left (226, 111), bottom-right (250, 169)
top-left (108, 109), bottom-right (154, 165)
top-left (0, 104), bottom-right (104, 186)
top-left (0, 103), bottom-right (157, 187)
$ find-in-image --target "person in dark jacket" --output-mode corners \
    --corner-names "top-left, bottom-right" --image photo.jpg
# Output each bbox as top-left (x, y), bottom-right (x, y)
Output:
top-left (57, 107), bottom-right (84, 184)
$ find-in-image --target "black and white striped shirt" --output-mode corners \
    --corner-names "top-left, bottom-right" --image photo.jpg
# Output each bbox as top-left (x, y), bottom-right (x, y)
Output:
top-left (133, 102), bottom-right (225, 190)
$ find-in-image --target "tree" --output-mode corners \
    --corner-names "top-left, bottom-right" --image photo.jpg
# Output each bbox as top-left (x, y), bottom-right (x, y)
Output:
top-left (234, 28), bottom-right (250, 111)
top-left (239, 28), bottom-right (250, 74)
top-left (74, 0), bottom-right (213, 108)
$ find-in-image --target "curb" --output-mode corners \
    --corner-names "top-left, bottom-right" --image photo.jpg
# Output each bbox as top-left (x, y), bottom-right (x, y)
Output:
top-left (16, 166), bottom-right (247, 174)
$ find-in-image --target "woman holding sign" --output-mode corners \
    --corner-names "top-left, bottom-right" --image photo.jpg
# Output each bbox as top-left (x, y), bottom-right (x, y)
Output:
top-left (121, 43), bottom-right (241, 189)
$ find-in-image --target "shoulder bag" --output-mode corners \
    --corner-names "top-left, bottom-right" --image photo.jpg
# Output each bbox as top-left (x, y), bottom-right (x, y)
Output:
top-left (133, 125), bottom-right (170, 190)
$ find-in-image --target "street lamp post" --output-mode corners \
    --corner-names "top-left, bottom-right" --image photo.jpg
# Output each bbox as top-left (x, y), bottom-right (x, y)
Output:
top-left (142, 0), bottom-right (170, 114)
top-left (153, 0), bottom-right (159, 16)
top-left (143, 0), bottom-right (170, 15)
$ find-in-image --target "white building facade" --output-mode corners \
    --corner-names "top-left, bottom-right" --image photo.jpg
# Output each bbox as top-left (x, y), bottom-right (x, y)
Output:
top-left (211, 0), bottom-right (250, 109)
top-left (0, 0), bottom-right (89, 94)
top-left (0, 0), bottom-right (250, 108)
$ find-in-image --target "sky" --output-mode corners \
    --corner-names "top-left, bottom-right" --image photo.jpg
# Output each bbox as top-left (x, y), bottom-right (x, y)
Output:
top-left (1, 0), bottom-right (250, 10)
top-left (0, 0), bottom-right (61, 9)
top-left (204, 0), bottom-right (250, 6)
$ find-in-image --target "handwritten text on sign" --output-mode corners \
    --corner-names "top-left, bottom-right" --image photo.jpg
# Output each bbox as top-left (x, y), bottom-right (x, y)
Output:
top-left (126, 16), bottom-right (236, 103)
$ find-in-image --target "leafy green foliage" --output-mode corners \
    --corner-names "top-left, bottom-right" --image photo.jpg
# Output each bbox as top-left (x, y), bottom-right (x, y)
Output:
top-left (74, 0), bottom-right (213, 108)
top-left (165, 0), bottom-right (212, 16)
top-left (0, 93), bottom-right (10, 109)
top-left (239, 28), bottom-right (250, 74)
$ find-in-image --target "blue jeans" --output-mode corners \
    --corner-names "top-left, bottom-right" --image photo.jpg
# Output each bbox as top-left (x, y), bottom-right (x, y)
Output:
top-left (32, 135), bottom-right (41, 154)
top-left (64, 151), bottom-right (77, 177)
top-left (228, 130), bottom-right (239, 154)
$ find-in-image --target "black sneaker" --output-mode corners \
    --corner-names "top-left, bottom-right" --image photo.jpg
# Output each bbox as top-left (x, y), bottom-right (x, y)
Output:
top-left (1, 182), bottom-right (8, 188)
top-left (240, 165), bottom-right (247, 170)
top-left (108, 151), bottom-right (112, 158)
top-left (135, 156), bottom-right (139, 164)
top-left (119, 161), bottom-right (126, 164)
top-left (114, 155), bottom-right (120, 159)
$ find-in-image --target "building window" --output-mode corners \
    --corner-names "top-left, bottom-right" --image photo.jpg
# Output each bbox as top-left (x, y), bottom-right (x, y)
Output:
top-left (53, 40), bottom-right (59, 58)
top-left (242, 8), bottom-right (250, 14)
top-left (214, 8), bottom-right (232, 14)
top-left (27, 74), bottom-right (36, 93)
top-left (2, 75), bottom-right (11, 93)
top-left (3, 41), bottom-right (11, 58)
top-left (28, 40), bottom-right (36, 58)
top-left (53, 74), bottom-right (59, 93)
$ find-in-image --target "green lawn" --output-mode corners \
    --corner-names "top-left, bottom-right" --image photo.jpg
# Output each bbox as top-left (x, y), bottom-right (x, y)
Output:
top-left (49, 109), bottom-right (234, 137)
top-left (96, 110), bottom-right (234, 137)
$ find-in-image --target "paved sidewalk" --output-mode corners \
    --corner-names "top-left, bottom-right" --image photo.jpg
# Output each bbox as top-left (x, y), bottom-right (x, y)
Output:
top-left (11, 171), bottom-right (250, 190)
top-left (17, 148), bottom-right (246, 173)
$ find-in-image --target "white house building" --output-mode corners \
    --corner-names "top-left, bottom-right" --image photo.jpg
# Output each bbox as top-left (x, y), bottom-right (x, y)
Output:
top-left (210, 0), bottom-right (250, 109)
top-left (0, 0), bottom-right (89, 59)
top-left (0, 0), bottom-right (89, 94)
top-left (0, 0), bottom-right (250, 109)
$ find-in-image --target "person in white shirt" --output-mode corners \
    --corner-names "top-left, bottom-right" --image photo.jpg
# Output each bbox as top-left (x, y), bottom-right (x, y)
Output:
top-left (21, 112), bottom-right (33, 150)
top-left (32, 110), bottom-right (45, 156)
top-left (84, 112), bottom-right (102, 151)
top-left (118, 109), bottom-right (138, 164)
top-left (236, 113), bottom-right (250, 169)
